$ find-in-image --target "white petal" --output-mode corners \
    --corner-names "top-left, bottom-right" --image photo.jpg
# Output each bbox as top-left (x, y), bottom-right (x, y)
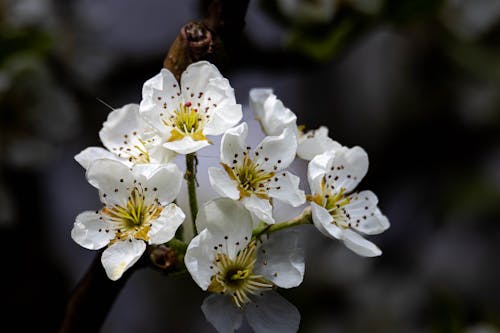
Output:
top-left (181, 61), bottom-right (223, 107)
top-left (71, 211), bottom-right (115, 250)
top-left (250, 89), bottom-right (297, 136)
top-left (255, 230), bottom-right (304, 288)
top-left (307, 150), bottom-right (335, 195)
top-left (208, 167), bottom-right (240, 200)
top-left (297, 126), bottom-right (342, 161)
top-left (267, 171), bottom-right (305, 207)
top-left (101, 238), bottom-right (146, 281)
top-left (201, 295), bottom-right (244, 333)
top-left (99, 104), bottom-right (160, 163)
top-left (254, 127), bottom-right (297, 171)
top-left (245, 291), bottom-right (300, 333)
top-left (163, 136), bottom-right (210, 154)
top-left (324, 146), bottom-right (368, 193)
top-left (310, 202), bottom-right (342, 239)
top-left (148, 203), bottom-right (185, 244)
top-left (185, 229), bottom-right (216, 290)
top-left (249, 88), bottom-right (273, 120)
top-left (342, 229), bottom-right (382, 257)
top-left (139, 68), bottom-right (181, 137)
top-left (86, 159), bottom-right (134, 206)
top-left (195, 198), bottom-right (253, 258)
top-left (140, 163), bottom-right (183, 205)
top-left (344, 190), bottom-right (390, 235)
top-left (242, 195), bottom-right (275, 225)
top-left (74, 147), bottom-right (123, 171)
top-left (220, 122), bottom-right (248, 166)
top-left (202, 78), bottom-right (242, 136)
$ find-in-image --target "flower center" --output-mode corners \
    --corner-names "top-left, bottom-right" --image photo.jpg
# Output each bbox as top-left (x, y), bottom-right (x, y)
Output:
top-left (309, 177), bottom-right (351, 228)
top-left (222, 155), bottom-right (274, 199)
top-left (101, 187), bottom-right (163, 242)
top-left (164, 102), bottom-right (208, 142)
top-left (208, 241), bottom-right (273, 307)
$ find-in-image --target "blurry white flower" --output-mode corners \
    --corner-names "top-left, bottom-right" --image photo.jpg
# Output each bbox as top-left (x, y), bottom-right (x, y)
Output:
top-left (185, 199), bottom-right (303, 333)
top-left (308, 147), bottom-right (389, 256)
top-left (277, 0), bottom-right (336, 23)
top-left (139, 61), bottom-right (242, 154)
top-left (71, 159), bottom-right (184, 280)
top-left (208, 122), bottom-right (305, 225)
top-left (249, 88), bottom-right (342, 161)
top-left (75, 104), bottom-right (175, 171)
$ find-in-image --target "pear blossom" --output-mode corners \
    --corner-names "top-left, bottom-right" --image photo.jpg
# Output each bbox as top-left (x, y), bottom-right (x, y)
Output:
top-left (71, 159), bottom-right (185, 280)
top-left (208, 122), bottom-right (305, 225)
top-left (139, 61), bottom-right (242, 155)
top-left (75, 103), bottom-right (175, 171)
top-left (185, 199), bottom-right (304, 333)
top-left (249, 88), bottom-right (341, 161)
top-left (307, 147), bottom-right (389, 257)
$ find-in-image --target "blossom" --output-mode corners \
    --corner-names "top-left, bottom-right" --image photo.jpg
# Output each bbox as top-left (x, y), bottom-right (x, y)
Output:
top-left (185, 199), bottom-right (304, 333)
top-left (71, 159), bottom-right (185, 280)
top-left (139, 61), bottom-right (242, 155)
top-left (208, 122), bottom-right (305, 225)
top-left (307, 147), bottom-right (390, 256)
top-left (249, 88), bottom-right (341, 161)
top-left (75, 103), bottom-right (175, 171)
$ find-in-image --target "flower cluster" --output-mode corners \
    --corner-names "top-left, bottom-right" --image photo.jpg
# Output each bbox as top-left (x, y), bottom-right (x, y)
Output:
top-left (71, 61), bottom-right (389, 333)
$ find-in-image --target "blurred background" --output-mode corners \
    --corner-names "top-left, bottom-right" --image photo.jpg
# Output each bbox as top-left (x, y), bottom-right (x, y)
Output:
top-left (1, 0), bottom-right (500, 332)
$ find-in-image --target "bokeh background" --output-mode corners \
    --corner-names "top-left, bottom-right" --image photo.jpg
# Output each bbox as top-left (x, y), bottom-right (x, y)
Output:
top-left (2, 0), bottom-right (500, 332)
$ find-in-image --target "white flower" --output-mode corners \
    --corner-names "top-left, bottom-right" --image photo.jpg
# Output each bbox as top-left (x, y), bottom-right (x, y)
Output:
top-left (185, 199), bottom-right (304, 333)
top-left (249, 88), bottom-right (341, 161)
top-left (139, 61), bottom-right (242, 155)
top-left (208, 122), bottom-right (305, 225)
top-left (75, 103), bottom-right (175, 171)
top-left (307, 147), bottom-right (390, 257)
top-left (277, 0), bottom-right (336, 23)
top-left (71, 159), bottom-right (185, 280)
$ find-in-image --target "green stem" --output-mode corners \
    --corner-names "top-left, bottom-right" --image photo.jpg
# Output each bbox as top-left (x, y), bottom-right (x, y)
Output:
top-left (185, 153), bottom-right (199, 235)
top-left (252, 206), bottom-right (312, 239)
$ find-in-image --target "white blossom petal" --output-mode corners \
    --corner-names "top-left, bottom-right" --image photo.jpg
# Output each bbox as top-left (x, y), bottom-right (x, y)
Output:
top-left (255, 231), bottom-right (304, 288)
top-left (99, 104), bottom-right (165, 163)
top-left (74, 147), bottom-right (124, 171)
top-left (344, 190), bottom-right (390, 235)
top-left (220, 122), bottom-right (248, 165)
top-left (245, 291), bottom-right (300, 333)
top-left (184, 229), bottom-right (216, 290)
top-left (342, 229), bottom-right (382, 257)
top-left (86, 159), bottom-right (134, 206)
top-left (181, 61), bottom-right (223, 106)
top-left (310, 202), bottom-right (342, 239)
top-left (254, 127), bottom-right (297, 172)
top-left (325, 146), bottom-right (368, 194)
top-left (202, 79), bottom-right (242, 136)
top-left (148, 203), bottom-right (185, 245)
top-left (267, 171), bottom-right (305, 207)
top-left (71, 211), bottom-right (115, 250)
top-left (208, 167), bottom-right (240, 200)
top-left (297, 126), bottom-right (342, 161)
top-left (249, 88), bottom-right (297, 136)
top-left (195, 199), bottom-right (253, 253)
top-left (101, 238), bottom-right (146, 281)
top-left (163, 136), bottom-right (210, 155)
top-left (242, 195), bottom-right (275, 225)
top-left (139, 68), bottom-right (181, 137)
top-left (307, 150), bottom-right (334, 194)
top-left (201, 295), bottom-right (244, 333)
top-left (140, 163), bottom-right (182, 205)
